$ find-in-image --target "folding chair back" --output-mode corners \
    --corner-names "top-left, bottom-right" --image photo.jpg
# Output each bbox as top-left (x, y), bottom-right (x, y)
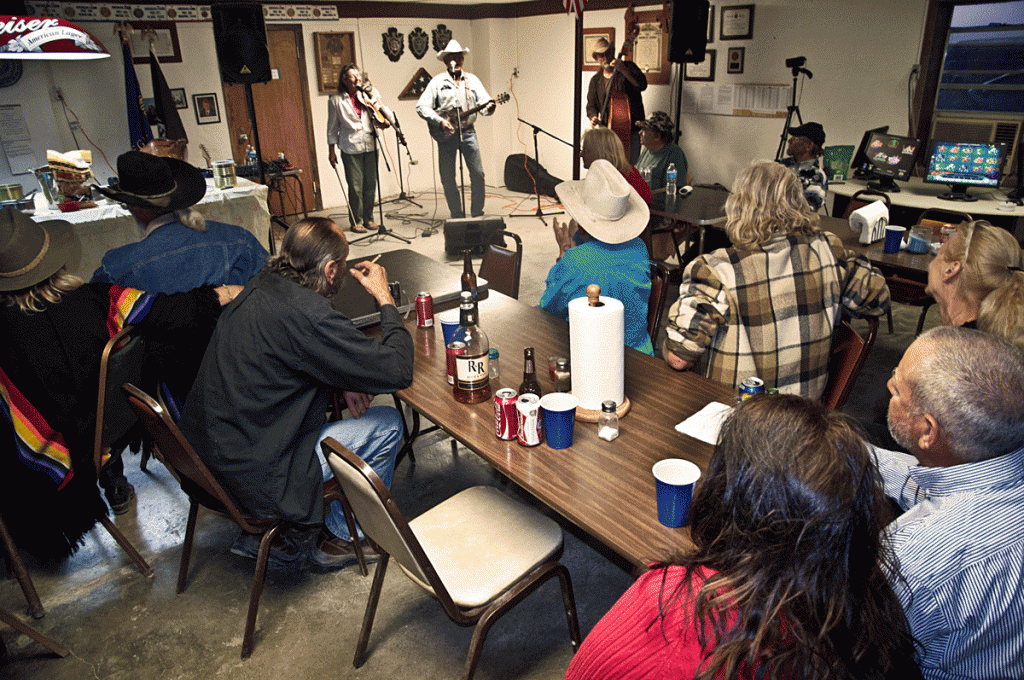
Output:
top-left (478, 229), bottom-right (523, 299)
top-left (821, 315), bottom-right (879, 410)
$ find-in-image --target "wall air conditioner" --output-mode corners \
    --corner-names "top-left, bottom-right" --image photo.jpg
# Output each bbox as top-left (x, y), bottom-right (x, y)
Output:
top-left (930, 117), bottom-right (1021, 184)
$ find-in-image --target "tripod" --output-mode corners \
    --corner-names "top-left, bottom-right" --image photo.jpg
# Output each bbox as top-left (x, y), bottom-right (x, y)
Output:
top-left (378, 113), bottom-right (422, 209)
top-left (509, 118), bottom-right (568, 224)
top-left (350, 112), bottom-right (410, 245)
top-left (774, 62), bottom-right (813, 161)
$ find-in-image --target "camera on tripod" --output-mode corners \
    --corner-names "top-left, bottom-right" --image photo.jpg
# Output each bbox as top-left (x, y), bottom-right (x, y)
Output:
top-left (786, 55), bottom-right (813, 78)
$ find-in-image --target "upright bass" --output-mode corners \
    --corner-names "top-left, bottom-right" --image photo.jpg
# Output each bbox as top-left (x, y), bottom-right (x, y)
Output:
top-left (599, 26), bottom-right (641, 158)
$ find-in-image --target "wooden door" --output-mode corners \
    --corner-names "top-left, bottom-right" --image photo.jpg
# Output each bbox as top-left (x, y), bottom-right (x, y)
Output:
top-left (223, 24), bottom-right (319, 217)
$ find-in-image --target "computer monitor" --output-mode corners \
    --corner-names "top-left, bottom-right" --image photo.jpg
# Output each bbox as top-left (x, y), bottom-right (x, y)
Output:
top-left (863, 132), bottom-right (921, 193)
top-left (923, 140), bottom-right (1008, 202)
top-left (851, 125), bottom-right (889, 179)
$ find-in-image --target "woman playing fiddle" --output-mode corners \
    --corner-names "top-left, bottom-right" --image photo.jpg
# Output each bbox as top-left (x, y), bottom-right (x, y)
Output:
top-left (585, 37), bottom-right (647, 164)
top-left (327, 64), bottom-right (391, 233)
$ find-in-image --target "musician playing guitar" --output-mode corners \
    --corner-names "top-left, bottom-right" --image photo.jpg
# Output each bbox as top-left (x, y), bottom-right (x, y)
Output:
top-left (585, 36), bottom-right (647, 164)
top-left (327, 63), bottom-right (394, 233)
top-left (416, 39), bottom-right (497, 219)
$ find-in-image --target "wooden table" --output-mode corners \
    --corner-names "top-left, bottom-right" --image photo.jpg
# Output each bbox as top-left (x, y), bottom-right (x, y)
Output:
top-left (821, 214), bottom-right (933, 281)
top-left (648, 185), bottom-right (729, 259)
top-left (388, 292), bottom-right (736, 568)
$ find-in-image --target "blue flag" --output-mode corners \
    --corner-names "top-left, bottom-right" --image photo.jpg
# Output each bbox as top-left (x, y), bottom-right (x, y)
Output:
top-left (121, 37), bottom-right (152, 150)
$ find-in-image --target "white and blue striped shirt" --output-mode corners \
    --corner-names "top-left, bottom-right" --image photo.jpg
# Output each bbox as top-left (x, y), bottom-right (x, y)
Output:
top-left (874, 445), bottom-right (1024, 680)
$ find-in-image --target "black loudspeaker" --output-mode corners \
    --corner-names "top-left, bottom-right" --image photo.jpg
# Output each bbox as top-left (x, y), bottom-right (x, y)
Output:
top-left (443, 217), bottom-right (506, 256)
top-left (211, 3), bottom-right (272, 84)
top-left (669, 0), bottom-right (710, 64)
top-left (503, 154), bottom-right (564, 199)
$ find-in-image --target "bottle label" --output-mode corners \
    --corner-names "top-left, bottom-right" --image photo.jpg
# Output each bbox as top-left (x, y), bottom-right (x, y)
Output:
top-left (456, 353), bottom-right (489, 389)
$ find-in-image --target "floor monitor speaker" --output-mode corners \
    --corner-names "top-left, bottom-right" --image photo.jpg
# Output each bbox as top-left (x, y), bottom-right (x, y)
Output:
top-left (211, 3), bottom-right (272, 84)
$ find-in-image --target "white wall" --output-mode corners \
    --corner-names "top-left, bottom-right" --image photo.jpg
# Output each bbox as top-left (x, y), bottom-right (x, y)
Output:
top-left (1, 0), bottom-right (930, 208)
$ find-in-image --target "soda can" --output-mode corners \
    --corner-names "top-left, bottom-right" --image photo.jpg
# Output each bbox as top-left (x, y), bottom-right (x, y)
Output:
top-left (415, 291), bottom-right (434, 328)
top-left (494, 388), bottom-right (518, 440)
top-left (738, 376), bottom-right (765, 402)
top-left (516, 393), bottom-right (543, 447)
top-left (446, 341), bottom-right (466, 386)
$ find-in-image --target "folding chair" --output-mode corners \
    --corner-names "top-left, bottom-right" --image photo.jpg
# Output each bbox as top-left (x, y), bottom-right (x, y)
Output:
top-left (648, 262), bottom-right (670, 342)
top-left (820, 315), bottom-right (880, 411)
top-left (478, 229), bottom-right (523, 300)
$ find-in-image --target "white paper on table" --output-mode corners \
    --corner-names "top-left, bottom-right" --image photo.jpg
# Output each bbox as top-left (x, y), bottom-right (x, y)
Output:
top-left (675, 402), bottom-right (734, 445)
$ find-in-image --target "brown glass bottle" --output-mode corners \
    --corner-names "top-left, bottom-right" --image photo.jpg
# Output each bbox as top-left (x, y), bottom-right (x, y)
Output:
top-left (461, 250), bottom-right (478, 301)
top-left (518, 347), bottom-right (542, 397)
top-left (452, 291), bottom-right (491, 404)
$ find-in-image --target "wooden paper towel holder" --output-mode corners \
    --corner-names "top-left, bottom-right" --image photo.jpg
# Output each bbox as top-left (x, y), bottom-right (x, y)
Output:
top-left (574, 284), bottom-right (631, 422)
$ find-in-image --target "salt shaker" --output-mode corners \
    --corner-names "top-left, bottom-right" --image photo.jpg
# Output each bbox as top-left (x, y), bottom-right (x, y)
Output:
top-left (489, 348), bottom-right (500, 380)
top-left (598, 400), bottom-right (619, 441)
top-left (553, 357), bottom-right (571, 392)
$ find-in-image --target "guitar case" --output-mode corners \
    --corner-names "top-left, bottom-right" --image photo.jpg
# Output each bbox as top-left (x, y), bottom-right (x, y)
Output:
top-left (443, 217), bottom-right (506, 256)
top-left (503, 154), bottom-right (563, 199)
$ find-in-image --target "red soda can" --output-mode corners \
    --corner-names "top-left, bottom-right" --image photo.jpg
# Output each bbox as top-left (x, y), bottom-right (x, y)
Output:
top-left (446, 341), bottom-right (466, 386)
top-left (494, 388), bottom-right (518, 440)
top-left (416, 291), bottom-right (434, 328)
top-left (516, 393), bottom-right (543, 447)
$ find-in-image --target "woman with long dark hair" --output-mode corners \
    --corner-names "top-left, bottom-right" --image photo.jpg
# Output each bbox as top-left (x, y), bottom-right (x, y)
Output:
top-left (566, 394), bottom-right (921, 680)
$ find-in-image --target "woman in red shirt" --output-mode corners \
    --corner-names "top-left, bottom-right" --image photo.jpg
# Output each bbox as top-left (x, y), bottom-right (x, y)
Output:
top-left (581, 127), bottom-right (651, 205)
top-left (566, 394), bottom-right (922, 680)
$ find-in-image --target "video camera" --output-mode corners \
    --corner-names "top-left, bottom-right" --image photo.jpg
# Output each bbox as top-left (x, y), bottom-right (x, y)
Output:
top-left (786, 55), bottom-right (813, 78)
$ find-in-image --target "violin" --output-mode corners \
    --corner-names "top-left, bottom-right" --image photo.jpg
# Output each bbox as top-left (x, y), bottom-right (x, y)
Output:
top-left (357, 89), bottom-right (407, 147)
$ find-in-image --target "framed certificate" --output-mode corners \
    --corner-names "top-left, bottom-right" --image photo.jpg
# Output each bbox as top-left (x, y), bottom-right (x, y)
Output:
top-left (582, 28), bottom-right (614, 72)
top-left (727, 47), bottom-right (745, 74)
top-left (684, 49), bottom-right (716, 82)
top-left (720, 4), bottom-right (755, 41)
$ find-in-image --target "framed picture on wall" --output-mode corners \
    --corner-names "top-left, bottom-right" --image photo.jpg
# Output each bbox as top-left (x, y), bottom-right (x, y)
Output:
top-left (313, 32), bottom-right (356, 94)
top-left (628, 6), bottom-right (671, 85)
top-left (582, 28), bottom-right (614, 71)
top-left (727, 47), bottom-right (745, 74)
top-left (170, 88), bottom-right (187, 109)
top-left (720, 5), bottom-right (755, 41)
top-left (684, 49), bottom-right (716, 82)
top-left (129, 21), bottom-right (181, 64)
top-left (707, 6), bottom-right (715, 44)
top-left (193, 93), bottom-right (220, 125)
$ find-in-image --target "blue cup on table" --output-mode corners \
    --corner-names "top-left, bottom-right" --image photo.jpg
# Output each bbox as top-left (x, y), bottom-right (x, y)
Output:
top-left (883, 225), bottom-right (906, 254)
top-left (539, 393), bottom-right (578, 449)
top-left (652, 459), bottom-right (701, 527)
top-left (439, 310), bottom-right (460, 346)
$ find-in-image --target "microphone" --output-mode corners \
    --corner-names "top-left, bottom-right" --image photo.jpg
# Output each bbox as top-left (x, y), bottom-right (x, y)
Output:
top-left (450, 60), bottom-right (457, 72)
top-left (359, 84), bottom-right (374, 95)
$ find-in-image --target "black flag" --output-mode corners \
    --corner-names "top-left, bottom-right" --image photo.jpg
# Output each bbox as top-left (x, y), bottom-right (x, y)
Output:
top-left (150, 45), bottom-right (187, 140)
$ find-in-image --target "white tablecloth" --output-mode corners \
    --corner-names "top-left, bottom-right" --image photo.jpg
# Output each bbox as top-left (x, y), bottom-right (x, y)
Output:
top-left (30, 178), bottom-right (271, 279)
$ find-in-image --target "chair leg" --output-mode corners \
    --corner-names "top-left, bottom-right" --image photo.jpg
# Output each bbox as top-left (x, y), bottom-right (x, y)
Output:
top-left (0, 517), bottom-right (44, 619)
top-left (886, 307), bottom-right (894, 334)
top-left (337, 494), bottom-right (367, 577)
top-left (354, 554), bottom-right (389, 668)
top-left (98, 516), bottom-right (153, 577)
top-left (392, 395), bottom-right (416, 465)
top-left (555, 564), bottom-right (582, 651)
top-left (242, 524), bottom-right (283, 659)
top-left (177, 501), bottom-right (200, 594)
top-left (915, 302), bottom-right (934, 336)
top-left (0, 607), bottom-right (68, 657)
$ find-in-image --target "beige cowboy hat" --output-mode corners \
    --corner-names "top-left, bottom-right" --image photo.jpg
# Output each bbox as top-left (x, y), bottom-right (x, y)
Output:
top-left (555, 159), bottom-right (649, 245)
top-left (94, 150), bottom-right (206, 211)
top-left (0, 206), bottom-right (79, 292)
top-left (437, 39), bottom-right (469, 60)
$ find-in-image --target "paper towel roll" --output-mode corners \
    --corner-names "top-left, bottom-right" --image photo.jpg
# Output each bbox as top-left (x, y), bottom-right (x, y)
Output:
top-left (849, 200), bottom-right (889, 243)
top-left (568, 294), bottom-right (625, 412)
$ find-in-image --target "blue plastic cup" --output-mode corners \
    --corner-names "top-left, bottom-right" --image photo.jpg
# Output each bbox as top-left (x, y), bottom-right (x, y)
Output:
top-left (883, 225), bottom-right (906, 254)
top-left (439, 310), bottom-right (460, 346)
top-left (652, 459), bottom-right (701, 527)
top-left (539, 393), bottom-right (578, 449)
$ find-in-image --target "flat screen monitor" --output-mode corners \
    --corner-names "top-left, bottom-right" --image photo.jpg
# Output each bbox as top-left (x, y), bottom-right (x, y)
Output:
top-left (923, 140), bottom-right (1008, 202)
top-left (851, 125), bottom-right (889, 179)
top-left (864, 132), bottom-right (921, 193)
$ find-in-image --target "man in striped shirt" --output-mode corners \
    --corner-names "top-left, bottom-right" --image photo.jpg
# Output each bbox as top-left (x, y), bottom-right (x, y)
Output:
top-left (877, 326), bottom-right (1024, 679)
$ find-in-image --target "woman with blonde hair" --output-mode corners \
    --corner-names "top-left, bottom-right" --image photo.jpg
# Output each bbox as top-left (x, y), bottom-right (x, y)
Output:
top-left (581, 127), bottom-right (651, 204)
top-left (566, 394), bottom-right (923, 680)
top-left (926, 219), bottom-right (1024, 351)
top-left (663, 160), bottom-right (889, 398)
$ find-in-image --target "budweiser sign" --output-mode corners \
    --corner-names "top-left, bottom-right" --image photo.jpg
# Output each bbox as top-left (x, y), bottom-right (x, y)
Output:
top-left (0, 16), bottom-right (108, 59)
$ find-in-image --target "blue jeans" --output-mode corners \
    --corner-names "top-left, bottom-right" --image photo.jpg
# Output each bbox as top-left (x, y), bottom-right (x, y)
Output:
top-left (316, 405), bottom-right (403, 541)
top-left (340, 150), bottom-right (378, 225)
top-left (437, 126), bottom-right (486, 218)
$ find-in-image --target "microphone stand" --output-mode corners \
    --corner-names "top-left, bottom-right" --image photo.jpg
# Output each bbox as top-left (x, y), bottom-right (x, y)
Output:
top-left (451, 62), bottom-right (469, 219)
top-left (378, 112), bottom-right (422, 209)
top-left (509, 118), bottom-right (570, 224)
top-left (350, 100), bottom-right (410, 245)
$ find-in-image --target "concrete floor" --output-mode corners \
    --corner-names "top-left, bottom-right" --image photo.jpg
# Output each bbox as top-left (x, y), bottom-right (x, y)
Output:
top-left (1, 184), bottom-right (930, 678)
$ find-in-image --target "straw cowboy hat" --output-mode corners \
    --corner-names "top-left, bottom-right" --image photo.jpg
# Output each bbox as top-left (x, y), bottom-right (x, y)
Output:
top-left (94, 150), bottom-right (206, 211)
top-left (0, 206), bottom-right (78, 292)
top-left (437, 39), bottom-right (469, 60)
top-left (555, 159), bottom-right (649, 245)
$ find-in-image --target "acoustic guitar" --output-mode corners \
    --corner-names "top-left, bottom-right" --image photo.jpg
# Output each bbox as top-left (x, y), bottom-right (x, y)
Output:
top-left (429, 92), bottom-right (510, 141)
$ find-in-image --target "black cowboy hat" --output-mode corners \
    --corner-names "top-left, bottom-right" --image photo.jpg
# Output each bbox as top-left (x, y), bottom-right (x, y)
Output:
top-left (0, 206), bottom-right (79, 292)
top-left (94, 150), bottom-right (206, 211)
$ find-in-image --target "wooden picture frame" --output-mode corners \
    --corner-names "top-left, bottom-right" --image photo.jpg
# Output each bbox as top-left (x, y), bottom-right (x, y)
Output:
top-left (129, 21), bottom-right (181, 64)
top-left (193, 93), bottom-right (220, 125)
top-left (582, 27), bottom-right (614, 72)
top-left (727, 47), bottom-right (745, 74)
top-left (630, 6), bottom-right (671, 85)
top-left (313, 32), bottom-right (356, 94)
top-left (170, 88), bottom-right (187, 109)
top-left (684, 49), bottom-right (716, 82)
top-left (720, 4), bottom-right (755, 41)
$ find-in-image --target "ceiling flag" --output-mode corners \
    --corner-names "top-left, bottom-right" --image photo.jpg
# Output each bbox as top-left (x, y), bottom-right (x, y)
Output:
top-left (116, 27), bottom-right (152, 151)
top-left (562, 0), bottom-right (586, 19)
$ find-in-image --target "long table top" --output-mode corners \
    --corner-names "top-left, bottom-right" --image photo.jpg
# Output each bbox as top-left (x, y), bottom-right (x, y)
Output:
top-left (822, 215), bottom-right (933, 280)
top-left (388, 291), bottom-right (736, 568)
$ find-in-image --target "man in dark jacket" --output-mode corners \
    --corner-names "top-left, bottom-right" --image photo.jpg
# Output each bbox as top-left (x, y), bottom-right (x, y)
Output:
top-left (180, 217), bottom-right (413, 570)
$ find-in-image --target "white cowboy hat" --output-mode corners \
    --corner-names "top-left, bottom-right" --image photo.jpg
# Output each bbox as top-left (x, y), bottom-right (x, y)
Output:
top-left (555, 159), bottom-right (649, 245)
top-left (437, 39), bottom-right (469, 60)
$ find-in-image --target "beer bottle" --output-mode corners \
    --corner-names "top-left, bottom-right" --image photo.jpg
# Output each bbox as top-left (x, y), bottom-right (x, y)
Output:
top-left (452, 291), bottom-right (490, 404)
top-left (461, 250), bottom-right (478, 301)
top-left (518, 347), bottom-right (542, 397)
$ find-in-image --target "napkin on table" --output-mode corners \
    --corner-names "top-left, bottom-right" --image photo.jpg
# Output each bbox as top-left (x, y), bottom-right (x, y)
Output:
top-left (675, 402), bottom-right (734, 445)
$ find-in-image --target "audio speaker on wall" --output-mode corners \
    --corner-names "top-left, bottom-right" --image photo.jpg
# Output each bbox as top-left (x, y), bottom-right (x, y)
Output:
top-left (211, 3), bottom-right (272, 84)
top-left (668, 0), bottom-right (711, 64)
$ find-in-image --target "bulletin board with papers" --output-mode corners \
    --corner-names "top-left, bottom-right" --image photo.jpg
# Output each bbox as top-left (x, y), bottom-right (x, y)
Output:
top-left (681, 83), bottom-right (790, 118)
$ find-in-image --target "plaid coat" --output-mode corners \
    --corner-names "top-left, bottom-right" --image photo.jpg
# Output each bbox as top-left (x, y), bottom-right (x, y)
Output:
top-left (664, 231), bottom-right (889, 399)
